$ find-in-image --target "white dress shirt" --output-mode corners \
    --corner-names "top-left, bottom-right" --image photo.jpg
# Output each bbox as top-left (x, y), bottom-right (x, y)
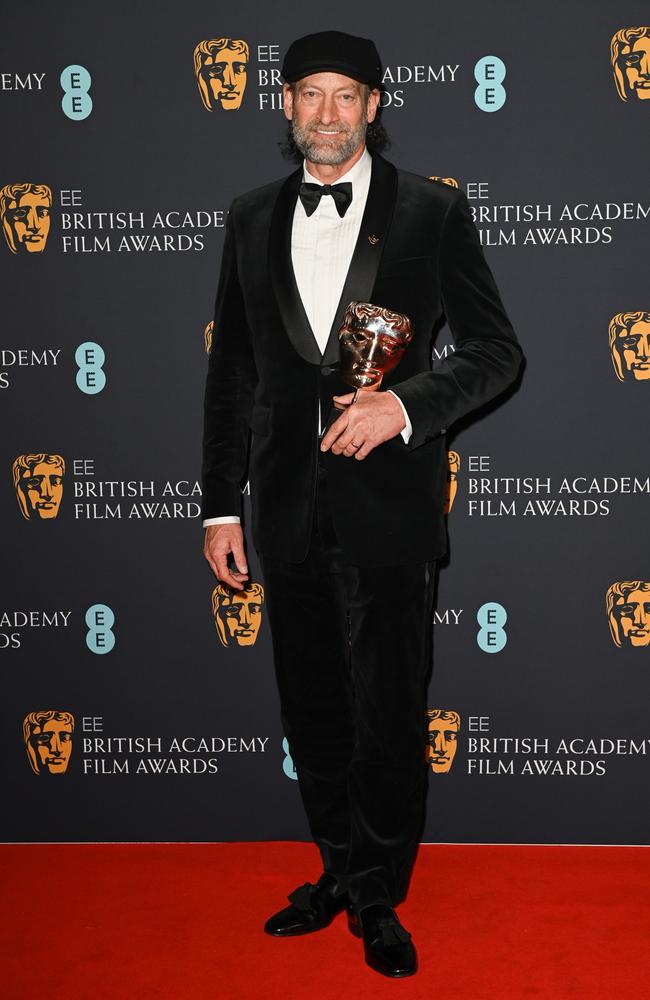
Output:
top-left (204, 147), bottom-right (412, 527)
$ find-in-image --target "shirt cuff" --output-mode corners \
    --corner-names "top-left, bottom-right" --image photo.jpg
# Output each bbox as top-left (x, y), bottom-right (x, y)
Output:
top-left (388, 390), bottom-right (413, 444)
top-left (203, 516), bottom-right (241, 527)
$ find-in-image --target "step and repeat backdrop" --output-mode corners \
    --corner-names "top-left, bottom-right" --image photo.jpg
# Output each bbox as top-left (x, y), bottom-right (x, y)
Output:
top-left (2, 2), bottom-right (649, 845)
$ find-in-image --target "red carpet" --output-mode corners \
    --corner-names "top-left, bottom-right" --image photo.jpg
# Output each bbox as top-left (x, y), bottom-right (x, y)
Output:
top-left (1, 842), bottom-right (649, 999)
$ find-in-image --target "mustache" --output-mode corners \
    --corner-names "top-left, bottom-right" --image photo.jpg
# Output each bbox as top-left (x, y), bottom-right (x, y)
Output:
top-left (306, 119), bottom-right (354, 134)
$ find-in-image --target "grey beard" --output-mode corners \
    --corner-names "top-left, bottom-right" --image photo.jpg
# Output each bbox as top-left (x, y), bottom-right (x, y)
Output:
top-left (291, 114), bottom-right (367, 166)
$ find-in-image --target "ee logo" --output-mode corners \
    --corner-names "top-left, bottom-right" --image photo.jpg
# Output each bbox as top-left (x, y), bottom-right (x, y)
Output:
top-left (477, 602), bottom-right (507, 653)
top-left (282, 738), bottom-right (297, 780)
top-left (61, 65), bottom-right (92, 121)
top-left (75, 342), bottom-right (106, 394)
top-left (85, 604), bottom-right (115, 654)
top-left (474, 56), bottom-right (506, 112)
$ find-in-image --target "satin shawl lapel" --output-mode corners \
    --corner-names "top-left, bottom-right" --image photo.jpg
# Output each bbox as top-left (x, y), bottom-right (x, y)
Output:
top-left (321, 154), bottom-right (398, 365)
top-left (268, 167), bottom-right (322, 365)
top-left (268, 154), bottom-right (399, 367)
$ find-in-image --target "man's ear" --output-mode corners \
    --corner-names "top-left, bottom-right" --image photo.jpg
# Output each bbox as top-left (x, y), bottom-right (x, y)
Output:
top-left (366, 87), bottom-right (381, 124)
top-left (283, 82), bottom-right (293, 121)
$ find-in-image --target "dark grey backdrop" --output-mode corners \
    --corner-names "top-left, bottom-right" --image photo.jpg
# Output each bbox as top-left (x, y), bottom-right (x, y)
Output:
top-left (2, 0), bottom-right (649, 844)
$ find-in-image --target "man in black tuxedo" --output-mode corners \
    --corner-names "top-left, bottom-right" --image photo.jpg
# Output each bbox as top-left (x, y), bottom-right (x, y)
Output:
top-left (202, 30), bottom-right (523, 978)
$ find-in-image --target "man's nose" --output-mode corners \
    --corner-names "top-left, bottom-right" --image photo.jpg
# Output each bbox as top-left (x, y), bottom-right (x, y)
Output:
top-left (222, 64), bottom-right (235, 89)
top-left (640, 53), bottom-right (650, 77)
top-left (26, 208), bottom-right (39, 231)
top-left (319, 94), bottom-right (337, 123)
top-left (41, 477), bottom-right (53, 498)
top-left (633, 606), bottom-right (647, 627)
top-left (50, 736), bottom-right (62, 756)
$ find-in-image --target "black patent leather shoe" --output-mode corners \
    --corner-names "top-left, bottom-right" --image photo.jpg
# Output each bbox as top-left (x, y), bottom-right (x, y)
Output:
top-left (348, 904), bottom-right (417, 977)
top-left (264, 873), bottom-right (349, 937)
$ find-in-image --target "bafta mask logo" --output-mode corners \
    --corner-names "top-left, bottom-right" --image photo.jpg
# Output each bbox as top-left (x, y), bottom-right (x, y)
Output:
top-left (13, 453), bottom-right (65, 521)
top-left (194, 38), bottom-right (250, 111)
top-left (611, 27), bottom-right (650, 102)
top-left (339, 301), bottom-right (414, 391)
top-left (428, 176), bottom-right (459, 188)
top-left (444, 451), bottom-right (460, 514)
top-left (1, 183), bottom-right (52, 254)
top-left (426, 709), bottom-right (460, 773)
top-left (23, 710), bottom-right (74, 775)
top-left (204, 320), bottom-right (214, 354)
top-left (212, 581), bottom-right (265, 647)
top-left (606, 582), bottom-right (650, 649)
top-left (609, 312), bottom-right (650, 381)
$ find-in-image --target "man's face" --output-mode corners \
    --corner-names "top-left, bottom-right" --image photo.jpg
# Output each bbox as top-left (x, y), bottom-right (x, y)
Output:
top-left (340, 311), bottom-right (409, 390)
top-left (616, 318), bottom-right (650, 380)
top-left (4, 191), bottom-right (51, 252)
top-left (618, 36), bottom-right (650, 100)
top-left (219, 592), bottom-right (263, 646)
top-left (284, 73), bottom-right (379, 166)
top-left (28, 720), bottom-right (73, 775)
top-left (426, 717), bottom-right (459, 773)
top-left (611, 589), bottom-right (650, 647)
top-left (203, 46), bottom-right (247, 110)
top-left (17, 461), bottom-right (64, 519)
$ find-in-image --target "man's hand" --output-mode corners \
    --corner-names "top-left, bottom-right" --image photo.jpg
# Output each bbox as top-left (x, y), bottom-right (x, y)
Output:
top-left (203, 523), bottom-right (249, 590)
top-left (320, 389), bottom-right (406, 460)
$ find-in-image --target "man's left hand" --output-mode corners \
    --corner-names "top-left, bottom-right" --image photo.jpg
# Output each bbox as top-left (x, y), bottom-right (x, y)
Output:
top-left (320, 390), bottom-right (406, 460)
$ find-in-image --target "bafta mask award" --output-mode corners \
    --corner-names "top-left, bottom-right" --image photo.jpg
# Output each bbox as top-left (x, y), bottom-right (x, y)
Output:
top-left (339, 301), bottom-right (413, 395)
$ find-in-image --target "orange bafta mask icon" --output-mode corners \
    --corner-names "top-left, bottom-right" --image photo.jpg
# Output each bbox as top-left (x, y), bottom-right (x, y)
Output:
top-left (204, 320), bottom-right (214, 354)
top-left (212, 582), bottom-right (265, 647)
top-left (444, 451), bottom-right (460, 514)
top-left (0, 183), bottom-right (52, 254)
top-left (606, 582), bottom-right (650, 649)
top-left (611, 27), bottom-right (650, 102)
top-left (426, 709), bottom-right (461, 773)
top-left (609, 312), bottom-right (650, 381)
top-left (23, 710), bottom-right (74, 775)
top-left (13, 453), bottom-right (65, 521)
top-left (428, 176), bottom-right (459, 188)
top-left (194, 38), bottom-right (249, 111)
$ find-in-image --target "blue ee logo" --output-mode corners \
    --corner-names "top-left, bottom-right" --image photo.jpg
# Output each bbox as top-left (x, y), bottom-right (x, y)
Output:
top-left (477, 602), bottom-right (507, 653)
top-left (474, 56), bottom-right (506, 112)
top-left (61, 65), bottom-right (92, 120)
top-left (86, 604), bottom-right (115, 654)
top-left (282, 738), bottom-right (297, 780)
top-left (75, 342), bottom-right (106, 394)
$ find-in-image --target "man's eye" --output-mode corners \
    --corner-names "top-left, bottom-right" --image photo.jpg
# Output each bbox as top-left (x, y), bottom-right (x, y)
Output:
top-left (233, 63), bottom-right (245, 73)
top-left (623, 54), bottom-right (642, 65)
top-left (37, 207), bottom-right (50, 218)
top-left (621, 337), bottom-right (640, 348)
top-left (619, 605), bottom-right (634, 616)
top-left (13, 209), bottom-right (28, 220)
top-left (26, 478), bottom-right (41, 488)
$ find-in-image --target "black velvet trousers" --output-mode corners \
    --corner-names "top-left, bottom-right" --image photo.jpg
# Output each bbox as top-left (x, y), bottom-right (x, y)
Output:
top-left (259, 457), bottom-right (437, 909)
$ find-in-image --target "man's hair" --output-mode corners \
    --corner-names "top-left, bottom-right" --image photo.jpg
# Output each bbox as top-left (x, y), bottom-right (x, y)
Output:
top-left (193, 38), bottom-right (250, 110)
top-left (426, 708), bottom-right (461, 728)
top-left (608, 311), bottom-right (650, 381)
top-left (280, 82), bottom-right (390, 163)
top-left (13, 453), bottom-right (65, 490)
top-left (610, 27), bottom-right (650, 100)
top-left (606, 581), bottom-right (650, 646)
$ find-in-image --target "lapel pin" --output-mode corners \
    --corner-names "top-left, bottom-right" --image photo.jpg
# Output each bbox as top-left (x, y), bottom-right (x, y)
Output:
top-left (367, 234), bottom-right (380, 245)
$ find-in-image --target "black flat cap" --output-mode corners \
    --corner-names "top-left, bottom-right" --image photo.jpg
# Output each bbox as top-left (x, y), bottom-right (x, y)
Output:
top-left (281, 31), bottom-right (383, 89)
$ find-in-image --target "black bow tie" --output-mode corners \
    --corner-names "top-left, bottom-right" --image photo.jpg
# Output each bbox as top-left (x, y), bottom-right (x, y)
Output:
top-left (299, 181), bottom-right (353, 218)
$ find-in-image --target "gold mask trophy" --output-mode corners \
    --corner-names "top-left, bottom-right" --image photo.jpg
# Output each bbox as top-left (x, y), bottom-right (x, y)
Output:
top-left (336, 301), bottom-right (413, 404)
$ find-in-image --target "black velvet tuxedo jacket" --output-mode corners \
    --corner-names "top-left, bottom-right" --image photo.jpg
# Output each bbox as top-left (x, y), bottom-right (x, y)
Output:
top-left (202, 152), bottom-right (523, 567)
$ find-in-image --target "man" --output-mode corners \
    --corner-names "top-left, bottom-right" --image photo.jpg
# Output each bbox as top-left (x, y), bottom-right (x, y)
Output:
top-left (202, 31), bottom-right (523, 977)
top-left (193, 37), bottom-right (250, 112)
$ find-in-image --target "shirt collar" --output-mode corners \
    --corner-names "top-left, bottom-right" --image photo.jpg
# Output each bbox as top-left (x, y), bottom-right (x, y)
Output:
top-left (302, 146), bottom-right (372, 189)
